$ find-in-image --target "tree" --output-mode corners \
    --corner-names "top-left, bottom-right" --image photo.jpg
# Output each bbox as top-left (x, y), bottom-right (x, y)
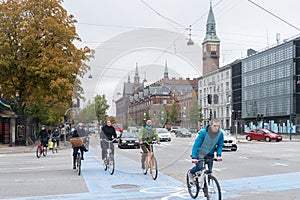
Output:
top-left (74, 100), bottom-right (97, 124)
top-left (189, 99), bottom-right (202, 128)
top-left (94, 94), bottom-right (110, 125)
top-left (0, 0), bottom-right (93, 125)
top-left (168, 101), bottom-right (179, 125)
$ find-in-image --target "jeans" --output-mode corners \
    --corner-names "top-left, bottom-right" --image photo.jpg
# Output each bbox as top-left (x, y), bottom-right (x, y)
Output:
top-left (190, 154), bottom-right (214, 174)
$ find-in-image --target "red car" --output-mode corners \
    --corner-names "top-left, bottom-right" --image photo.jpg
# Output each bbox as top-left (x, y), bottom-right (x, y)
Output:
top-left (246, 128), bottom-right (282, 142)
top-left (112, 123), bottom-right (123, 133)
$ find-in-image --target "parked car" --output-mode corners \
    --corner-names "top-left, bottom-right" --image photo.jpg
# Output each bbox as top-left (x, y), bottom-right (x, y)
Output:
top-left (175, 128), bottom-right (192, 137)
top-left (118, 131), bottom-right (139, 149)
top-left (188, 128), bottom-right (199, 134)
top-left (246, 128), bottom-right (283, 142)
top-left (170, 126), bottom-right (180, 134)
top-left (220, 129), bottom-right (237, 151)
top-left (156, 128), bottom-right (171, 142)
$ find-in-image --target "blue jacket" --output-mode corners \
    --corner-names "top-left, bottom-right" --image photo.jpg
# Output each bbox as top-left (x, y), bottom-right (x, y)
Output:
top-left (191, 126), bottom-right (224, 159)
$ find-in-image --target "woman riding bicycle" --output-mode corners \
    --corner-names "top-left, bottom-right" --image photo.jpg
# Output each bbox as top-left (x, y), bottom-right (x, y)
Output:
top-left (51, 127), bottom-right (61, 147)
top-left (188, 119), bottom-right (224, 182)
top-left (138, 119), bottom-right (160, 172)
top-left (100, 120), bottom-right (117, 162)
top-left (71, 129), bottom-right (88, 169)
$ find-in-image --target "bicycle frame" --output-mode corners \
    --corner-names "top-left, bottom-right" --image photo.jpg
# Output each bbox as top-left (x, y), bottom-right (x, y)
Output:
top-left (102, 139), bottom-right (115, 175)
top-left (187, 158), bottom-right (222, 199)
top-left (142, 142), bottom-right (158, 180)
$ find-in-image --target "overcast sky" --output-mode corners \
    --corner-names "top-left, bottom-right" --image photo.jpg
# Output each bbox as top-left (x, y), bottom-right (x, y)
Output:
top-left (62, 0), bottom-right (300, 114)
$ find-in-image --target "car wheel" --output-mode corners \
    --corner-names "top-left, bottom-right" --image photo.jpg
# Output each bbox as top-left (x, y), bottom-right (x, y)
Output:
top-left (246, 136), bottom-right (252, 141)
top-left (265, 136), bottom-right (271, 142)
top-left (231, 145), bottom-right (237, 151)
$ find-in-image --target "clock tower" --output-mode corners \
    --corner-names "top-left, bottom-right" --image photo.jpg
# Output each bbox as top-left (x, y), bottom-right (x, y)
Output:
top-left (202, 2), bottom-right (220, 75)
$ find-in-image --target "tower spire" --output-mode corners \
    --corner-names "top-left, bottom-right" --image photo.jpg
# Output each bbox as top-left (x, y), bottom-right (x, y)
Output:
top-left (203, 1), bottom-right (220, 43)
top-left (164, 60), bottom-right (169, 79)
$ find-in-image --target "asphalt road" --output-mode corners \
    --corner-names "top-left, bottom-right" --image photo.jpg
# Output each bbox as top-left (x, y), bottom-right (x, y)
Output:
top-left (1, 133), bottom-right (300, 200)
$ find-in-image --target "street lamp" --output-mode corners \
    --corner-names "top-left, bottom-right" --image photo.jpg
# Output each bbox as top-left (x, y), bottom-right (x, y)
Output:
top-left (187, 25), bottom-right (194, 46)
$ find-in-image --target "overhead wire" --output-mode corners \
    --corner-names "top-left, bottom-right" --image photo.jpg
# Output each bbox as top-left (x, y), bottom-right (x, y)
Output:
top-left (248, 0), bottom-right (300, 32)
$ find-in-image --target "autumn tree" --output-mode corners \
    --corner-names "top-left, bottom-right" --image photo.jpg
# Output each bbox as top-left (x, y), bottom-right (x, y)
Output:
top-left (0, 0), bottom-right (93, 125)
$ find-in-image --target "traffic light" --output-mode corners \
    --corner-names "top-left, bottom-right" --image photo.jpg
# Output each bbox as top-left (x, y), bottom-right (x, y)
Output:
top-left (232, 110), bottom-right (237, 120)
top-left (237, 110), bottom-right (241, 119)
top-left (207, 94), bottom-right (212, 104)
top-left (209, 109), bottom-right (213, 120)
top-left (291, 113), bottom-right (296, 123)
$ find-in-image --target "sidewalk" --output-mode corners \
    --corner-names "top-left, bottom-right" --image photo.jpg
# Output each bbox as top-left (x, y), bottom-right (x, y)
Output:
top-left (0, 142), bottom-right (70, 154)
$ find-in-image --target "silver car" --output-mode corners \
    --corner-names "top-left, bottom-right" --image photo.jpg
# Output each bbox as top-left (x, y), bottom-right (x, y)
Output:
top-left (156, 128), bottom-right (171, 142)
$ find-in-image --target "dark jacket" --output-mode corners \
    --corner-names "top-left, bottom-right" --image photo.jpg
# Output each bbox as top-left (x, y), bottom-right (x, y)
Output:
top-left (101, 125), bottom-right (117, 141)
top-left (38, 129), bottom-right (48, 140)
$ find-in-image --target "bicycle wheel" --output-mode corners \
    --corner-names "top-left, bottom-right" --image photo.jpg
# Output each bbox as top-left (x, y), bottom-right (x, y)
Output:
top-left (107, 155), bottom-right (115, 175)
top-left (149, 156), bottom-right (158, 180)
top-left (143, 156), bottom-right (148, 175)
top-left (43, 147), bottom-right (47, 157)
top-left (36, 145), bottom-right (42, 158)
top-left (103, 157), bottom-right (108, 171)
top-left (204, 174), bottom-right (221, 200)
top-left (186, 170), bottom-right (200, 199)
top-left (77, 153), bottom-right (81, 176)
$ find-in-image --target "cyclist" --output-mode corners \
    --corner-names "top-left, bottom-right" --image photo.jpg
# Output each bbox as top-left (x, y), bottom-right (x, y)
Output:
top-left (100, 120), bottom-right (117, 162)
top-left (77, 122), bottom-right (89, 148)
top-left (188, 118), bottom-right (224, 183)
top-left (37, 125), bottom-right (49, 148)
top-left (138, 119), bottom-right (160, 172)
top-left (51, 127), bottom-right (61, 147)
top-left (71, 129), bottom-right (88, 169)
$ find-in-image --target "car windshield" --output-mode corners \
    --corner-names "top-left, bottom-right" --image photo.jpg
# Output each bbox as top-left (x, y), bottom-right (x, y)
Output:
top-left (122, 132), bottom-right (137, 138)
top-left (157, 128), bottom-right (168, 133)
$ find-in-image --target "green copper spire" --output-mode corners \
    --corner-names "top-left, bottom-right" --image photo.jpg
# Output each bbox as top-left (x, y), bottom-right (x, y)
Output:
top-left (203, 1), bottom-right (220, 43)
top-left (135, 62), bottom-right (139, 76)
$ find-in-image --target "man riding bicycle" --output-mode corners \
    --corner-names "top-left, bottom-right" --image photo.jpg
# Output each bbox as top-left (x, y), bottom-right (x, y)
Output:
top-left (188, 118), bottom-right (224, 183)
top-left (37, 125), bottom-right (49, 148)
top-left (51, 127), bottom-right (61, 147)
top-left (138, 119), bottom-right (160, 172)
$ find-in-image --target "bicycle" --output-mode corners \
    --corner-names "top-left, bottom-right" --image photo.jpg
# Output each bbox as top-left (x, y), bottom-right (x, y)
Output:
top-left (102, 139), bottom-right (116, 175)
top-left (36, 140), bottom-right (47, 158)
top-left (76, 151), bottom-right (81, 176)
top-left (141, 141), bottom-right (158, 180)
top-left (186, 158), bottom-right (222, 200)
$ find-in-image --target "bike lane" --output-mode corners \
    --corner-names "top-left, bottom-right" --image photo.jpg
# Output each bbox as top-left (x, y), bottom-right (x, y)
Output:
top-left (6, 147), bottom-right (300, 200)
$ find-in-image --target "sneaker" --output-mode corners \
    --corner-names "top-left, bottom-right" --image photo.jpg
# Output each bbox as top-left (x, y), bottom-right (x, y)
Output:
top-left (188, 171), bottom-right (195, 185)
top-left (142, 167), bottom-right (147, 174)
top-left (73, 166), bottom-right (76, 169)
